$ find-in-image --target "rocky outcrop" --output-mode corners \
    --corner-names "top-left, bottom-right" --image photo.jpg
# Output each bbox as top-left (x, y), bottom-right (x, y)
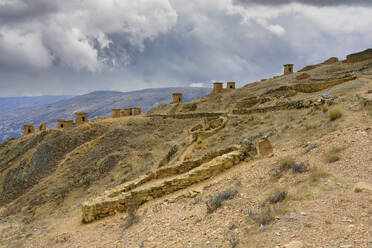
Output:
top-left (293, 75), bottom-right (357, 93)
top-left (346, 49), bottom-right (372, 63)
top-left (147, 112), bottom-right (224, 119)
top-left (82, 147), bottom-right (250, 223)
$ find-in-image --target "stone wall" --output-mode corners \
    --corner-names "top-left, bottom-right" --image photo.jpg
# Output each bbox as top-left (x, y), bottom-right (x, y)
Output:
top-left (76, 112), bottom-right (88, 124)
top-left (57, 120), bottom-right (74, 129)
top-left (122, 108), bottom-right (133, 117)
top-left (172, 93), bottom-right (183, 103)
top-left (38, 123), bottom-right (46, 132)
top-left (112, 109), bottom-right (121, 118)
top-left (213, 83), bottom-right (223, 93)
top-left (82, 148), bottom-right (248, 223)
top-left (147, 112), bottom-right (224, 119)
top-left (24, 124), bottom-right (35, 135)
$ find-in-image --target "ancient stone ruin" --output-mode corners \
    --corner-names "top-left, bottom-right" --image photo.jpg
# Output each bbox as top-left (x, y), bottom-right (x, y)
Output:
top-left (213, 82), bottom-right (223, 93)
top-left (24, 123), bottom-right (35, 135)
top-left (227, 82), bottom-right (236, 89)
top-left (172, 93), bottom-right (183, 103)
top-left (112, 109), bottom-right (121, 118)
top-left (122, 108), bottom-right (133, 117)
top-left (57, 120), bottom-right (74, 129)
top-left (38, 122), bottom-right (46, 132)
top-left (346, 49), bottom-right (372, 63)
top-left (284, 64), bottom-right (294, 75)
top-left (258, 138), bottom-right (273, 156)
top-left (134, 107), bottom-right (142, 116)
top-left (75, 112), bottom-right (88, 124)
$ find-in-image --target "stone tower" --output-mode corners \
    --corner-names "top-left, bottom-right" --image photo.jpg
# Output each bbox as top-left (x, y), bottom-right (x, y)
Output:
top-left (112, 109), bottom-right (121, 118)
top-left (172, 93), bottom-right (183, 103)
top-left (213, 82), bottom-right (223, 93)
top-left (284, 64), bottom-right (294, 75)
top-left (134, 107), bottom-right (142, 116)
top-left (75, 112), bottom-right (88, 124)
top-left (38, 122), bottom-right (46, 132)
top-left (227, 82), bottom-right (236, 89)
top-left (24, 123), bottom-right (35, 135)
top-left (122, 108), bottom-right (133, 116)
top-left (57, 120), bottom-right (74, 129)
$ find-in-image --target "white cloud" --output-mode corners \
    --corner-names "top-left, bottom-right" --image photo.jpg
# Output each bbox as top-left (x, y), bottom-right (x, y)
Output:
top-left (0, 0), bottom-right (178, 71)
top-left (190, 83), bottom-right (205, 87)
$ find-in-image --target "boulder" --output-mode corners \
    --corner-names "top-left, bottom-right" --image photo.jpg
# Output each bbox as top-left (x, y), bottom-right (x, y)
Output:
top-left (354, 182), bottom-right (372, 192)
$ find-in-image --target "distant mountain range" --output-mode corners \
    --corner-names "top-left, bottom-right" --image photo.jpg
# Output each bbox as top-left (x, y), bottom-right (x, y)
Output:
top-left (0, 95), bottom-right (74, 113)
top-left (0, 87), bottom-right (210, 142)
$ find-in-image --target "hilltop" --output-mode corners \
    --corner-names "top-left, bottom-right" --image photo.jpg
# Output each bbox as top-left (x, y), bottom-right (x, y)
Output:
top-left (0, 87), bottom-right (210, 142)
top-left (0, 49), bottom-right (371, 248)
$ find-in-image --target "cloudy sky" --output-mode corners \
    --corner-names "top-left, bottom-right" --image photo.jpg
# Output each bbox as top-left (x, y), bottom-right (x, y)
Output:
top-left (0, 0), bottom-right (371, 96)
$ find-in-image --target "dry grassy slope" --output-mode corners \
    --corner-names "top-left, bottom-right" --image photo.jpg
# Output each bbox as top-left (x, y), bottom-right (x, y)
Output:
top-left (0, 53), bottom-right (372, 248)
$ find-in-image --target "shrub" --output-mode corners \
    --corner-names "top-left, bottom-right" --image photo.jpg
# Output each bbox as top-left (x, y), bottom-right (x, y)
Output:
top-left (269, 190), bottom-right (287, 204)
top-left (184, 153), bottom-right (192, 161)
top-left (206, 189), bottom-right (238, 213)
top-left (329, 108), bottom-right (343, 121)
top-left (324, 145), bottom-right (344, 163)
top-left (309, 166), bottom-right (330, 182)
top-left (121, 213), bottom-right (139, 230)
top-left (228, 233), bottom-right (240, 248)
top-left (291, 162), bottom-right (308, 173)
top-left (279, 157), bottom-right (294, 171)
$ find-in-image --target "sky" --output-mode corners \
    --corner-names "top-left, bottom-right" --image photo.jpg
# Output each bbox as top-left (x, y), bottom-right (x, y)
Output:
top-left (0, 0), bottom-right (371, 96)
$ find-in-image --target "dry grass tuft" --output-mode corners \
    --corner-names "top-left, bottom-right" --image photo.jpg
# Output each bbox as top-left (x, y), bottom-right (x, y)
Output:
top-left (324, 145), bottom-right (344, 163)
top-left (329, 108), bottom-right (343, 121)
top-left (184, 153), bottom-right (192, 161)
top-left (279, 157), bottom-right (294, 171)
top-left (308, 166), bottom-right (330, 182)
top-left (322, 105), bottom-right (328, 113)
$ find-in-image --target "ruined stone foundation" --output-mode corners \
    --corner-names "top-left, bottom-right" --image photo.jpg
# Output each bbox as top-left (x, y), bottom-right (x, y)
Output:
top-left (213, 82), bottom-right (223, 93)
top-left (24, 123), bottom-right (35, 135)
top-left (172, 93), bottom-right (183, 103)
top-left (38, 123), bottom-right (46, 132)
top-left (284, 64), bottom-right (294, 75)
top-left (122, 108), bottom-right (133, 117)
top-left (112, 109), bottom-right (121, 118)
top-left (57, 120), bottom-right (74, 129)
top-left (75, 112), bottom-right (88, 124)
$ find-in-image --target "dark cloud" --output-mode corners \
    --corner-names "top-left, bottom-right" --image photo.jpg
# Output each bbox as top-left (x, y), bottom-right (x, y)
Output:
top-left (232, 0), bottom-right (372, 7)
top-left (0, 0), bottom-right (58, 24)
top-left (0, 0), bottom-right (371, 96)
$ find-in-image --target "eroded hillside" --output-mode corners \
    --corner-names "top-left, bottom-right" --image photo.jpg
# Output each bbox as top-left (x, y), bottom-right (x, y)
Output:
top-left (0, 50), bottom-right (372, 248)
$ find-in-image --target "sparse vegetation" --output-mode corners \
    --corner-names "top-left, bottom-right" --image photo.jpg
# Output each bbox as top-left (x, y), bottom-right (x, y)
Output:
top-left (322, 105), bottom-right (328, 113)
top-left (158, 145), bottom-right (178, 167)
top-left (279, 157), bottom-right (294, 171)
top-left (329, 108), bottom-right (343, 121)
top-left (206, 189), bottom-right (238, 213)
top-left (121, 213), bottom-right (139, 230)
top-left (184, 153), bottom-right (192, 161)
top-left (269, 190), bottom-right (287, 204)
top-left (309, 166), bottom-right (330, 182)
top-left (324, 145), bottom-right (344, 163)
top-left (228, 233), bottom-right (240, 248)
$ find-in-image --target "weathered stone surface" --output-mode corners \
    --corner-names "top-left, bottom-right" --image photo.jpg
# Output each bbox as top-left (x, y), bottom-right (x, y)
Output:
top-left (346, 49), bottom-right (372, 63)
top-left (258, 138), bottom-right (273, 156)
top-left (296, 73), bottom-right (310, 81)
top-left (283, 241), bottom-right (304, 248)
top-left (322, 57), bottom-right (338, 65)
top-left (235, 96), bottom-right (260, 108)
top-left (354, 182), bottom-right (372, 192)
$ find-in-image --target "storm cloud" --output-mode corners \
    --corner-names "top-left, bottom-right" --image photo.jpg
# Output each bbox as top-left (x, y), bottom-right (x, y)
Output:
top-left (0, 0), bottom-right (371, 96)
top-left (232, 0), bottom-right (372, 7)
